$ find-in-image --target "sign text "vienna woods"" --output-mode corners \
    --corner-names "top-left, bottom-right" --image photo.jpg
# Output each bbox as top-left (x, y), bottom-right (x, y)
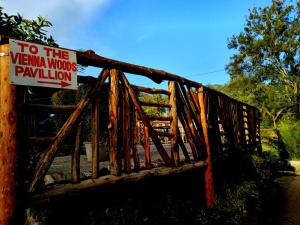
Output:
top-left (9, 39), bottom-right (78, 89)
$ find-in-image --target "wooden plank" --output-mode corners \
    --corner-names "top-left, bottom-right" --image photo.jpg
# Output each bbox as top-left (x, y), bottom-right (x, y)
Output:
top-left (25, 104), bottom-right (76, 113)
top-left (140, 101), bottom-right (171, 108)
top-left (133, 85), bottom-right (171, 95)
top-left (71, 122), bottom-right (82, 183)
top-left (109, 69), bottom-right (122, 176)
top-left (123, 88), bottom-right (131, 173)
top-left (169, 81), bottom-right (180, 167)
top-left (198, 86), bottom-right (215, 208)
top-left (120, 73), bottom-right (172, 166)
top-left (143, 125), bottom-right (151, 169)
top-left (91, 95), bottom-right (100, 179)
top-left (28, 69), bottom-right (109, 192)
top-left (32, 161), bottom-right (208, 203)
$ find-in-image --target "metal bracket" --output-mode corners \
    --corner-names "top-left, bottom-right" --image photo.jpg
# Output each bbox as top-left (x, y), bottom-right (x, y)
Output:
top-left (0, 52), bottom-right (9, 57)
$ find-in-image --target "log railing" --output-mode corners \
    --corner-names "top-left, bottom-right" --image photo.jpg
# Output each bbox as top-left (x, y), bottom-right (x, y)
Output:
top-left (17, 51), bottom-right (262, 208)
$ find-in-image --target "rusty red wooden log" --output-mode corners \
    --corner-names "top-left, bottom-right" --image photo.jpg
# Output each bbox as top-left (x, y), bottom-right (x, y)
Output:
top-left (25, 104), bottom-right (76, 113)
top-left (140, 101), bottom-right (171, 108)
top-left (188, 87), bottom-right (201, 122)
top-left (28, 69), bottom-right (109, 192)
top-left (92, 94), bottom-right (100, 179)
top-left (71, 122), bottom-right (82, 183)
top-left (132, 110), bottom-right (141, 170)
top-left (133, 85), bottom-right (171, 96)
top-left (123, 87), bottom-right (131, 173)
top-left (32, 161), bottom-right (208, 203)
top-left (120, 73), bottom-right (172, 166)
top-left (147, 115), bottom-right (173, 121)
top-left (179, 84), bottom-right (204, 139)
top-left (155, 131), bottom-right (174, 138)
top-left (143, 126), bottom-right (151, 169)
top-left (176, 84), bottom-right (203, 158)
top-left (177, 129), bottom-right (191, 163)
top-left (27, 136), bottom-right (55, 142)
top-left (0, 43), bottom-right (23, 225)
top-left (169, 81), bottom-right (180, 166)
top-left (77, 51), bottom-right (201, 86)
top-left (198, 86), bottom-right (215, 209)
top-left (177, 104), bottom-right (198, 160)
top-left (109, 69), bottom-right (122, 176)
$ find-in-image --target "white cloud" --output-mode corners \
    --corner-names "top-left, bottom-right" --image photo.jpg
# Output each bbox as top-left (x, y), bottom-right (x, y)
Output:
top-left (0, 0), bottom-right (111, 47)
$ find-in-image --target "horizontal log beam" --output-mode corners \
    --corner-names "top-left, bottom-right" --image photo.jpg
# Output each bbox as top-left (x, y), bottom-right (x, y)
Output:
top-left (155, 131), bottom-right (174, 138)
top-left (28, 137), bottom-right (55, 142)
top-left (76, 51), bottom-right (201, 86)
top-left (25, 104), bottom-right (76, 113)
top-left (31, 161), bottom-right (207, 204)
top-left (147, 116), bottom-right (173, 121)
top-left (140, 101), bottom-right (171, 108)
top-left (133, 85), bottom-right (171, 96)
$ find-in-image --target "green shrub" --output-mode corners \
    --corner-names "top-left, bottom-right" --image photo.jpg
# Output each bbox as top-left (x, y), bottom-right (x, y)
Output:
top-left (279, 120), bottom-right (300, 159)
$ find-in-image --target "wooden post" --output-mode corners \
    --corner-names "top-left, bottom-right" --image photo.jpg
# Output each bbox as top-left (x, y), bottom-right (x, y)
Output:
top-left (0, 43), bottom-right (23, 224)
top-left (132, 111), bottom-right (140, 170)
top-left (177, 129), bottom-right (191, 163)
top-left (177, 107), bottom-right (198, 160)
top-left (29, 69), bottom-right (109, 192)
top-left (91, 95), bottom-right (100, 179)
top-left (143, 125), bottom-right (151, 169)
top-left (109, 69), bottom-right (122, 175)
top-left (169, 81), bottom-right (180, 166)
top-left (120, 73), bottom-right (172, 166)
top-left (198, 86), bottom-right (215, 208)
top-left (123, 88), bottom-right (131, 173)
top-left (72, 122), bottom-right (82, 183)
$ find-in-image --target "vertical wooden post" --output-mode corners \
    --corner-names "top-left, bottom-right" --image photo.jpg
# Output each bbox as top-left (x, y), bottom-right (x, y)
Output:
top-left (132, 110), bottom-right (140, 170)
top-left (177, 129), bottom-right (191, 163)
top-left (109, 69), bottom-right (122, 175)
top-left (169, 82), bottom-right (179, 166)
top-left (72, 122), bottom-right (82, 183)
top-left (123, 88), bottom-right (131, 173)
top-left (91, 94), bottom-right (100, 179)
top-left (0, 43), bottom-right (22, 224)
top-left (143, 125), bottom-right (151, 169)
top-left (198, 86), bottom-right (215, 209)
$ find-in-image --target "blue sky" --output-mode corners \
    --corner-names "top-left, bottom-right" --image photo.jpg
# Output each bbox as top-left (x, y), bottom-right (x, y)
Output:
top-left (1, 0), bottom-right (271, 87)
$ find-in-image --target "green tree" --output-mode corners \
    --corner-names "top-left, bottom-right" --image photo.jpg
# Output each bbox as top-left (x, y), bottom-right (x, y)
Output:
top-left (0, 6), bottom-right (56, 46)
top-left (226, 0), bottom-right (300, 114)
top-left (138, 92), bottom-right (168, 116)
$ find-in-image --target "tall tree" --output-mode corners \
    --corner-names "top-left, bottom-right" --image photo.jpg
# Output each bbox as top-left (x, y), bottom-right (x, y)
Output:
top-left (226, 0), bottom-right (300, 114)
top-left (0, 6), bottom-right (56, 46)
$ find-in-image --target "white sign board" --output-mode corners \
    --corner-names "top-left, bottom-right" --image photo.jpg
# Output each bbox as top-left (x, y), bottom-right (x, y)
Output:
top-left (9, 39), bottom-right (78, 90)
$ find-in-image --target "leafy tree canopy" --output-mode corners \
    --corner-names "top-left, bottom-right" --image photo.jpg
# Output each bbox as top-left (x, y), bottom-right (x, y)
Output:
top-left (226, 0), bottom-right (300, 107)
top-left (0, 6), bottom-right (57, 46)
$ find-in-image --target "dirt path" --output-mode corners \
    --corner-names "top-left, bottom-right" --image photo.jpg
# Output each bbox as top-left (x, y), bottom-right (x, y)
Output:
top-left (274, 176), bottom-right (300, 225)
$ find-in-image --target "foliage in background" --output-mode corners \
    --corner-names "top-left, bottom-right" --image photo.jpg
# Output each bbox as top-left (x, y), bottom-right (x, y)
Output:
top-left (279, 119), bottom-right (300, 159)
top-left (195, 152), bottom-right (282, 225)
top-left (226, 0), bottom-right (300, 116)
top-left (0, 6), bottom-right (56, 46)
top-left (222, 0), bottom-right (300, 159)
top-left (138, 92), bottom-right (168, 116)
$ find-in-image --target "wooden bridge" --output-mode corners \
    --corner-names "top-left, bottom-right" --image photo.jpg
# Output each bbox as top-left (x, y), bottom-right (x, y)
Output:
top-left (0, 40), bottom-right (262, 224)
